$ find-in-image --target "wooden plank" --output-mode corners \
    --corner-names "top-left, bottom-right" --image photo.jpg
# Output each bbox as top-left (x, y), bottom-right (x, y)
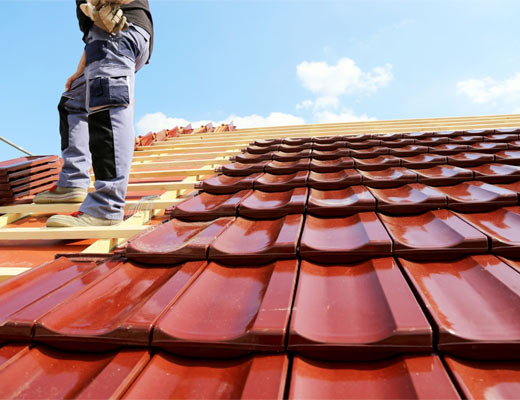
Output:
top-left (129, 167), bottom-right (215, 179)
top-left (134, 144), bottom-right (245, 155)
top-left (81, 208), bottom-right (153, 253)
top-left (0, 213), bottom-right (27, 228)
top-left (132, 150), bottom-right (241, 162)
top-left (0, 198), bottom-right (180, 215)
top-left (0, 225), bottom-right (149, 240)
top-left (130, 158), bottom-right (229, 170)
top-left (125, 181), bottom-right (195, 192)
top-left (0, 267), bottom-right (31, 276)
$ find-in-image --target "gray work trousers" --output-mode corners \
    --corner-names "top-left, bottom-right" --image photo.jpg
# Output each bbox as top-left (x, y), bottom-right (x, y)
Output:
top-left (57, 24), bottom-right (150, 220)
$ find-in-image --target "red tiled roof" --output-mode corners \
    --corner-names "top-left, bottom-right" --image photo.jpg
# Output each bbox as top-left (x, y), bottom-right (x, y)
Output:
top-left (1, 123), bottom-right (520, 397)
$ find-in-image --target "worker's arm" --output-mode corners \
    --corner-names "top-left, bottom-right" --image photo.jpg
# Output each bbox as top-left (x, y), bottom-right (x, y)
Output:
top-left (65, 51), bottom-right (86, 91)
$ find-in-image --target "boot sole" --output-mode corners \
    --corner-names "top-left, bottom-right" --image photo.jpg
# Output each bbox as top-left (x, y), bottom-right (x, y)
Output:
top-left (46, 215), bottom-right (86, 227)
top-left (34, 193), bottom-right (87, 204)
top-left (46, 214), bottom-right (122, 228)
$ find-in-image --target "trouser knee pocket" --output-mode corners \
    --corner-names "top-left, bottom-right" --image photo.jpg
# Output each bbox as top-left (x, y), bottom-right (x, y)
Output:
top-left (88, 76), bottom-right (130, 111)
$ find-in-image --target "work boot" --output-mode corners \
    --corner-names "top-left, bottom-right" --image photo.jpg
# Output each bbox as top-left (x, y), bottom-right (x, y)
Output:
top-left (34, 184), bottom-right (88, 204)
top-left (46, 211), bottom-right (122, 227)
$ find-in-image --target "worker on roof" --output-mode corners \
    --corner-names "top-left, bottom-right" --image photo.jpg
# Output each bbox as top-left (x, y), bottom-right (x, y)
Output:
top-left (34, 0), bottom-right (153, 227)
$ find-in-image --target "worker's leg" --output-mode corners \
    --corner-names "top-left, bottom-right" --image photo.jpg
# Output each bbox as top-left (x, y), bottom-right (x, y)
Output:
top-left (56, 74), bottom-right (92, 190)
top-left (34, 75), bottom-right (91, 204)
top-left (79, 24), bottom-right (150, 221)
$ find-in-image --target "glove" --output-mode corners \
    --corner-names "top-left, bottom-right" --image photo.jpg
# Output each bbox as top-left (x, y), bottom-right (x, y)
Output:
top-left (98, 0), bottom-right (134, 4)
top-left (80, 0), bottom-right (129, 34)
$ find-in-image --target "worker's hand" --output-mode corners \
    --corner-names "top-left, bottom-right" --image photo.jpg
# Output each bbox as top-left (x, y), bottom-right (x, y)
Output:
top-left (80, 1), bottom-right (129, 34)
top-left (65, 72), bottom-right (81, 91)
top-left (65, 52), bottom-right (86, 91)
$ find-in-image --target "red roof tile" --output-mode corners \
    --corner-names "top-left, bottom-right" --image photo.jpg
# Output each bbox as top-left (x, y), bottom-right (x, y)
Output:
top-left (444, 356), bottom-right (520, 400)
top-left (380, 210), bottom-right (488, 259)
top-left (289, 258), bottom-right (432, 360)
top-left (300, 213), bottom-right (392, 263)
top-left (289, 355), bottom-right (460, 399)
top-left (400, 255), bottom-right (520, 359)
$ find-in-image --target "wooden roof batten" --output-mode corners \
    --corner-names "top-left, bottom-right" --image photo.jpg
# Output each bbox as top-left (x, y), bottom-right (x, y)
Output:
top-left (1, 113), bottom-right (519, 271)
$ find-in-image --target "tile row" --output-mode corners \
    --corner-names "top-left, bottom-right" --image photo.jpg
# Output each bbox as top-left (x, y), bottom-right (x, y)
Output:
top-left (199, 165), bottom-right (520, 194)
top-left (227, 151), bottom-right (520, 173)
top-left (135, 207), bottom-right (520, 264)
top-left (174, 182), bottom-right (520, 221)
top-left (251, 128), bottom-right (520, 147)
top-left (0, 255), bottom-right (519, 360)
top-left (1, 344), bottom-right (519, 399)
top-left (238, 143), bottom-right (520, 161)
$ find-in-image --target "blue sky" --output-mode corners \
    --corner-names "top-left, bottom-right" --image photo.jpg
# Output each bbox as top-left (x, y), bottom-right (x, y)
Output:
top-left (1, 0), bottom-right (520, 160)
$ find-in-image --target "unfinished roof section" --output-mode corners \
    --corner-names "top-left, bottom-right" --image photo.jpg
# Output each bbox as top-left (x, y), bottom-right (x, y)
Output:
top-left (1, 114), bottom-right (520, 398)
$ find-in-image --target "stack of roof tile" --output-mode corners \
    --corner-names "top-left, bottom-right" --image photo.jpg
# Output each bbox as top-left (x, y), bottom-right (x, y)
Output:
top-left (1, 128), bottom-right (520, 398)
top-left (0, 155), bottom-right (62, 205)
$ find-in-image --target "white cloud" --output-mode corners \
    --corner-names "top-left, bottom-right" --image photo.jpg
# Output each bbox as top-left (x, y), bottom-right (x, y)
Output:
top-left (314, 96), bottom-right (340, 110)
top-left (297, 58), bottom-right (393, 98)
top-left (136, 111), bottom-right (305, 134)
top-left (136, 112), bottom-right (212, 135)
top-left (314, 109), bottom-right (377, 124)
top-left (457, 73), bottom-right (520, 104)
top-left (226, 112), bottom-right (305, 128)
top-left (296, 100), bottom-right (313, 110)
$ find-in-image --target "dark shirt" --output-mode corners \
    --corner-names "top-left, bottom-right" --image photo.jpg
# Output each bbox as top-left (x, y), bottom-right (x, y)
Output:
top-left (76, 0), bottom-right (153, 60)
